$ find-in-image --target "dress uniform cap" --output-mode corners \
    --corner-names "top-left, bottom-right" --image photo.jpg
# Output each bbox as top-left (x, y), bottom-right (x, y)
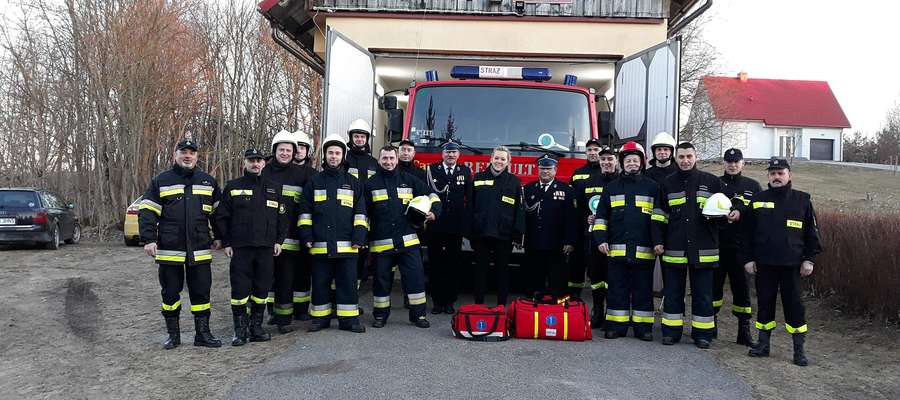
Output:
top-left (724, 148), bottom-right (743, 162)
top-left (536, 154), bottom-right (558, 168)
top-left (442, 141), bottom-right (461, 151)
top-left (244, 148), bottom-right (265, 159)
top-left (176, 139), bottom-right (198, 151)
top-left (767, 157), bottom-right (790, 170)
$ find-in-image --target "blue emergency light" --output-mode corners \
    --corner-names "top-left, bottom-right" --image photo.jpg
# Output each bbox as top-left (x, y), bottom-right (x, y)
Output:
top-left (564, 74), bottom-right (578, 86)
top-left (450, 65), bottom-right (552, 82)
top-left (425, 70), bottom-right (439, 81)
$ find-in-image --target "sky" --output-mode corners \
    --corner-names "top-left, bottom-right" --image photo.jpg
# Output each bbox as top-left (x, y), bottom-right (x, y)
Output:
top-left (702, 0), bottom-right (900, 136)
top-left (0, 0), bottom-right (896, 137)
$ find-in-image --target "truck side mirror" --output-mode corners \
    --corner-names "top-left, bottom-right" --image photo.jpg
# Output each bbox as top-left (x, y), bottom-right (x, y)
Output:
top-left (382, 95), bottom-right (398, 110)
top-left (387, 109), bottom-right (404, 143)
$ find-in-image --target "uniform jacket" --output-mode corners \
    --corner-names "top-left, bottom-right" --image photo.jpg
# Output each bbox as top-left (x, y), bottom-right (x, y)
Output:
top-left (656, 167), bottom-right (724, 268)
top-left (138, 164), bottom-right (219, 265)
top-left (739, 182), bottom-right (822, 267)
top-left (645, 159), bottom-right (677, 184)
top-left (261, 160), bottom-right (317, 251)
top-left (297, 165), bottom-right (368, 258)
top-left (346, 147), bottom-right (377, 184)
top-left (570, 161), bottom-right (618, 232)
top-left (364, 168), bottom-right (442, 254)
top-left (398, 160), bottom-right (427, 183)
top-left (471, 168), bottom-right (525, 242)
top-left (591, 173), bottom-right (666, 265)
top-left (426, 162), bottom-right (473, 236)
top-left (719, 172), bottom-right (761, 250)
top-left (522, 179), bottom-right (578, 252)
top-left (214, 171), bottom-right (288, 248)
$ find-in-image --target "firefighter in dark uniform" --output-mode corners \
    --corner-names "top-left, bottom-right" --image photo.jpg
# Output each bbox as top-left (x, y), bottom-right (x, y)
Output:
top-left (741, 157), bottom-right (822, 366)
top-left (345, 119), bottom-right (378, 303)
top-left (656, 142), bottom-right (737, 348)
top-left (298, 134), bottom-right (368, 333)
top-left (645, 131), bottom-right (678, 184)
top-left (714, 148), bottom-right (761, 345)
top-left (139, 138), bottom-right (222, 349)
top-left (397, 139), bottom-right (427, 183)
top-left (592, 141), bottom-right (665, 340)
top-left (471, 146), bottom-right (525, 306)
top-left (523, 155), bottom-right (577, 297)
top-left (425, 141), bottom-right (473, 314)
top-left (365, 145), bottom-right (442, 328)
top-left (569, 139), bottom-right (618, 326)
top-left (215, 148), bottom-right (289, 346)
top-left (289, 130), bottom-right (319, 321)
top-left (261, 130), bottom-right (315, 332)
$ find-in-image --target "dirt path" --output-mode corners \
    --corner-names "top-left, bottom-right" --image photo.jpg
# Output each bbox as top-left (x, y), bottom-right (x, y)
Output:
top-left (0, 240), bottom-right (897, 399)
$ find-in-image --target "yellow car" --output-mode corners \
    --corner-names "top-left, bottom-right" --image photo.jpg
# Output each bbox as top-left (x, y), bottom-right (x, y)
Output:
top-left (124, 196), bottom-right (142, 246)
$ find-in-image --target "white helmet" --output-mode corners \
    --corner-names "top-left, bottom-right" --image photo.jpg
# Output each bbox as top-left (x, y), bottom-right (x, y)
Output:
top-left (294, 130), bottom-right (312, 150)
top-left (702, 193), bottom-right (733, 217)
top-left (321, 134), bottom-right (347, 157)
top-left (271, 129), bottom-right (297, 154)
top-left (651, 131), bottom-right (677, 150)
top-left (348, 118), bottom-right (373, 137)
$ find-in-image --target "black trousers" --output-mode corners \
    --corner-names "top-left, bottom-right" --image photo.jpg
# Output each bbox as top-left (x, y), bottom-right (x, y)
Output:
top-left (159, 262), bottom-right (211, 317)
top-left (426, 233), bottom-right (463, 307)
top-left (269, 249), bottom-right (294, 324)
top-left (525, 249), bottom-right (568, 298)
top-left (569, 234), bottom-right (608, 302)
top-left (605, 259), bottom-right (654, 336)
top-left (755, 264), bottom-right (807, 334)
top-left (292, 250), bottom-right (312, 317)
top-left (311, 256), bottom-right (360, 327)
top-left (230, 247), bottom-right (275, 316)
top-left (373, 250), bottom-right (427, 321)
top-left (568, 235), bottom-right (590, 294)
top-left (661, 265), bottom-right (716, 341)
top-left (713, 248), bottom-right (752, 320)
top-left (472, 237), bottom-right (512, 306)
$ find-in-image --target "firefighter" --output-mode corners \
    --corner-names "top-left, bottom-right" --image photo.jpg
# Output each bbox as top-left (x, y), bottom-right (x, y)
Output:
top-left (215, 148), bottom-right (289, 345)
top-left (741, 157), bottom-right (822, 366)
top-left (345, 119), bottom-right (378, 304)
top-left (298, 134), bottom-right (368, 333)
top-left (656, 142), bottom-right (737, 348)
top-left (139, 138), bottom-right (222, 349)
top-left (645, 131), bottom-right (677, 184)
top-left (592, 141), bottom-right (665, 340)
top-left (365, 145), bottom-right (442, 328)
top-left (569, 139), bottom-right (618, 327)
top-left (289, 130), bottom-right (319, 321)
top-left (261, 130), bottom-right (316, 332)
top-left (425, 141), bottom-right (473, 314)
top-left (714, 148), bottom-right (761, 345)
top-left (397, 139), bottom-right (426, 183)
top-left (523, 155), bottom-right (577, 297)
top-left (471, 145), bottom-right (525, 306)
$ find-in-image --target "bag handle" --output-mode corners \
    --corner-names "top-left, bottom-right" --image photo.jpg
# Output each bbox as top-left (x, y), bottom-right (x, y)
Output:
top-left (464, 314), bottom-right (500, 338)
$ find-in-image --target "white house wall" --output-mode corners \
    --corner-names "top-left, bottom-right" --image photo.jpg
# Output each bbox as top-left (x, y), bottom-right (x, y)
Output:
top-left (800, 127), bottom-right (842, 161)
top-left (745, 122), bottom-right (774, 159)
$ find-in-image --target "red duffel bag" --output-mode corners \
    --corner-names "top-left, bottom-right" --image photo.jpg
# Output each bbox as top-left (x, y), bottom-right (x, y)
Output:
top-left (508, 295), bottom-right (593, 341)
top-left (451, 304), bottom-right (510, 342)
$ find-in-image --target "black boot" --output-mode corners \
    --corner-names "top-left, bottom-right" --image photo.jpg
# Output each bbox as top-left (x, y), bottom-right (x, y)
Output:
top-left (308, 318), bottom-right (331, 332)
top-left (293, 303), bottom-right (311, 321)
top-left (163, 315), bottom-right (180, 350)
top-left (411, 316), bottom-right (430, 329)
top-left (249, 308), bottom-right (271, 342)
top-left (792, 333), bottom-right (808, 366)
top-left (339, 319), bottom-right (366, 333)
top-left (590, 307), bottom-right (605, 330)
top-left (231, 314), bottom-right (248, 346)
top-left (748, 330), bottom-right (771, 357)
top-left (193, 315), bottom-right (222, 348)
top-left (736, 319), bottom-right (755, 347)
top-left (266, 302), bottom-right (277, 325)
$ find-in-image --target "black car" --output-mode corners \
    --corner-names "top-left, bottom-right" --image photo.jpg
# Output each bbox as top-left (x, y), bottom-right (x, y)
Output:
top-left (0, 188), bottom-right (81, 249)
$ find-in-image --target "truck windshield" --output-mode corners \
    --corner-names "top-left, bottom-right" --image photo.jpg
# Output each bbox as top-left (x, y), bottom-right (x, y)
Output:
top-left (408, 85), bottom-right (591, 152)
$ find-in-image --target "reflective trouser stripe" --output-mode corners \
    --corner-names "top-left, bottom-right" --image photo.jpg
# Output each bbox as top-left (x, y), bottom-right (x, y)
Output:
top-left (251, 295), bottom-right (267, 305)
top-left (265, 292), bottom-right (275, 303)
top-left (407, 292), bottom-right (427, 305)
top-left (606, 309), bottom-right (630, 323)
top-left (785, 323), bottom-right (808, 333)
top-left (568, 281), bottom-right (585, 289)
top-left (293, 292), bottom-right (311, 303)
top-left (282, 239), bottom-right (301, 251)
top-left (713, 299), bottom-right (724, 308)
top-left (162, 300), bottom-right (182, 311)
top-left (661, 313), bottom-right (684, 327)
top-left (373, 296), bottom-right (391, 308)
top-left (590, 281), bottom-right (608, 290)
top-left (756, 321), bottom-right (776, 331)
top-left (230, 297), bottom-right (249, 305)
top-left (732, 305), bottom-right (752, 314)
top-left (191, 303), bottom-right (211, 312)
top-left (632, 310), bottom-right (655, 324)
top-left (274, 303), bottom-right (294, 315)
top-left (310, 304), bottom-right (332, 317)
top-left (336, 304), bottom-right (359, 317)
top-left (691, 315), bottom-right (716, 330)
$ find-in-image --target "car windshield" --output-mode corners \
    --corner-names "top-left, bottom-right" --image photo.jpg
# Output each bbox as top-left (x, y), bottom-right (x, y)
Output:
top-left (0, 191), bottom-right (40, 208)
top-left (408, 85), bottom-right (591, 152)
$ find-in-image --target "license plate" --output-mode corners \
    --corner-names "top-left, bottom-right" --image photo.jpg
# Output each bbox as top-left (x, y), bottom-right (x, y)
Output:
top-left (0, 218), bottom-right (15, 225)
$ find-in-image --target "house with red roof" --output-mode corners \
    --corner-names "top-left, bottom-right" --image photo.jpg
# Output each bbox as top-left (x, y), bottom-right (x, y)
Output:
top-left (691, 72), bottom-right (851, 161)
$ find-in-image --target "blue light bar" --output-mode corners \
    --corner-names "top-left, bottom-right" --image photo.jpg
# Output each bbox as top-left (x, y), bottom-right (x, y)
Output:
top-left (564, 74), bottom-right (578, 85)
top-left (425, 70), bottom-right (439, 81)
top-left (449, 65), bottom-right (552, 82)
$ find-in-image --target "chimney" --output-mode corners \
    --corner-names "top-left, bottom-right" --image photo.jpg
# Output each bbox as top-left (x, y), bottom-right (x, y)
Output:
top-left (738, 71), bottom-right (749, 82)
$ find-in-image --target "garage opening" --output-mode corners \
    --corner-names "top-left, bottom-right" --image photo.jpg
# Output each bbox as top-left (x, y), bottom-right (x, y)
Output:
top-left (809, 138), bottom-right (834, 160)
